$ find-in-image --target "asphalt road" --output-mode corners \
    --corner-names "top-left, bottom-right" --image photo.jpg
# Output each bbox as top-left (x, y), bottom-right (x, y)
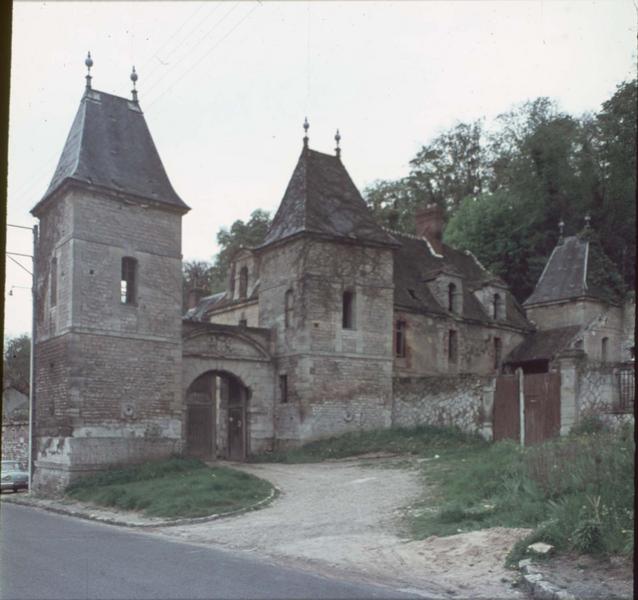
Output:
top-left (0, 502), bottom-right (422, 600)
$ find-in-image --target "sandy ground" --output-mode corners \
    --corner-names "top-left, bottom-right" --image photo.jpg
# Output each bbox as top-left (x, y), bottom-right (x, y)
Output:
top-left (149, 457), bottom-right (530, 598)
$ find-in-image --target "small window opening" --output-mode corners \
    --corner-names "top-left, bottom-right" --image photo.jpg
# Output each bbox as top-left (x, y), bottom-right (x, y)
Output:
top-left (395, 320), bottom-right (407, 358)
top-left (494, 337), bottom-right (502, 370)
top-left (448, 330), bottom-right (458, 364)
top-left (50, 257), bottom-right (57, 307)
top-left (284, 289), bottom-right (294, 329)
top-left (239, 318), bottom-right (247, 327)
top-left (279, 374), bottom-right (288, 404)
top-left (493, 293), bottom-right (503, 320)
top-left (601, 337), bottom-right (609, 362)
top-left (238, 266), bottom-right (248, 299)
top-left (121, 257), bottom-right (137, 304)
top-left (408, 289), bottom-right (418, 300)
top-left (342, 290), bottom-right (355, 329)
top-left (447, 283), bottom-right (457, 313)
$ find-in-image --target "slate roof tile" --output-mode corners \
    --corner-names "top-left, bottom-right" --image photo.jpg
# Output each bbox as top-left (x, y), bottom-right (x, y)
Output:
top-left (260, 148), bottom-right (398, 248)
top-left (32, 89), bottom-right (189, 215)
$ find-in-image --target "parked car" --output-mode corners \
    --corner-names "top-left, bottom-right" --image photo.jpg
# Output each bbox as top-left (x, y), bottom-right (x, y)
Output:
top-left (1, 460), bottom-right (29, 493)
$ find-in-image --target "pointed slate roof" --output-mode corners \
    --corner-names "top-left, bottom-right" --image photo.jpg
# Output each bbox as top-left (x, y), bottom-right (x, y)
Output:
top-left (32, 89), bottom-right (189, 215)
top-left (524, 235), bottom-right (621, 306)
top-left (260, 148), bottom-right (398, 248)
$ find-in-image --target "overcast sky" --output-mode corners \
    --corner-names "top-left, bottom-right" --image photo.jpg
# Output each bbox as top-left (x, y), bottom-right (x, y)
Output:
top-left (4, 0), bottom-right (636, 338)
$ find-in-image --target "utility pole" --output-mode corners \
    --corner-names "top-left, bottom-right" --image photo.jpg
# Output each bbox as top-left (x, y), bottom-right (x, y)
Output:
top-left (7, 223), bottom-right (37, 491)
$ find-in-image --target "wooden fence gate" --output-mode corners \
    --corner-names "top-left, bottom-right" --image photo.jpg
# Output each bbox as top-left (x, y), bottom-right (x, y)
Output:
top-left (493, 372), bottom-right (561, 445)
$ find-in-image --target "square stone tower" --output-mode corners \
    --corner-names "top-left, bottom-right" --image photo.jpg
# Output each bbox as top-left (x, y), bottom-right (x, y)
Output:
top-left (30, 67), bottom-right (189, 495)
top-left (256, 134), bottom-right (399, 447)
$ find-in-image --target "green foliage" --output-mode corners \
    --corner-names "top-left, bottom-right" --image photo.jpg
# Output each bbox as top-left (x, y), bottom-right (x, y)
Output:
top-left (182, 209), bottom-right (271, 303)
top-left (65, 457), bottom-right (273, 519)
top-left (406, 426), bottom-right (634, 561)
top-left (208, 209), bottom-right (271, 293)
top-left (362, 81), bottom-right (636, 301)
top-left (3, 334), bottom-right (30, 394)
top-left (251, 425), bottom-right (485, 463)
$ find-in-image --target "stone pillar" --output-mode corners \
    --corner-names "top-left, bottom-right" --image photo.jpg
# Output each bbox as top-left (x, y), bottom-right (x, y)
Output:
top-left (556, 349), bottom-right (585, 435)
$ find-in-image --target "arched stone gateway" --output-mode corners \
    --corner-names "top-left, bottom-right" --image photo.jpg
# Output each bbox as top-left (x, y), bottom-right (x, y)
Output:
top-left (182, 322), bottom-right (275, 459)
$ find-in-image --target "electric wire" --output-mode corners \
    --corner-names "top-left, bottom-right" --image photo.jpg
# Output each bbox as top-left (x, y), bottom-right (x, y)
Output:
top-left (145, 2), bottom-right (260, 112)
top-left (143, 2), bottom-right (241, 98)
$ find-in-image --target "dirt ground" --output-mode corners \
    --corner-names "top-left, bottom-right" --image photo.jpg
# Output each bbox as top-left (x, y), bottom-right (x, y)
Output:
top-left (150, 457), bottom-right (530, 598)
top-left (527, 553), bottom-right (633, 600)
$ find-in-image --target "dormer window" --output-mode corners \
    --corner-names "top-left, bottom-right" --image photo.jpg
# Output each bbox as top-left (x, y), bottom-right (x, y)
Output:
top-left (448, 283), bottom-right (459, 313)
top-left (238, 266), bottom-right (248, 299)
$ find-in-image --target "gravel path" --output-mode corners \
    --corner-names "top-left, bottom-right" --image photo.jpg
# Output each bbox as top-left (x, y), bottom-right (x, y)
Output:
top-left (150, 457), bottom-right (528, 598)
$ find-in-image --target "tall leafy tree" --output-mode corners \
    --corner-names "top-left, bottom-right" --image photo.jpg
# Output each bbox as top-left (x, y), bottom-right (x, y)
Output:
top-left (3, 335), bottom-right (30, 394)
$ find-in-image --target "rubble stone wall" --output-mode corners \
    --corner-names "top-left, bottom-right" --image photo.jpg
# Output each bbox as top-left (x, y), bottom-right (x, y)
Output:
top-left (1, 421), bottom-right (28, 462)
top-left (392, 374), bottom-right (495, 439)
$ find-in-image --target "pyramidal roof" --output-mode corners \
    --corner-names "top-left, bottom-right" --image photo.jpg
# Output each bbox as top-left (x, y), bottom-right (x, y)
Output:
top-left (260, 147), bottom-right (398, 248)
top-left (32, 88), bottom-right (189, 215)
top-left (524, 234), bottom-right (621, 306)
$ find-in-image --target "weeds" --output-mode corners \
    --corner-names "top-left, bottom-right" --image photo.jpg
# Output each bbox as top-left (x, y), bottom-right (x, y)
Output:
top-left (251, 425), bottom-right (485, 463)
top-left (65, 458), bottom-right (273, 519)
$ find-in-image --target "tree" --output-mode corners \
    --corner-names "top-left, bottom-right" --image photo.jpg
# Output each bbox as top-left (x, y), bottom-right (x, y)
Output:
top-left (182, 210), bottom-right (272, 302)
top-left (592, 79), bottom-right (637, 289)
top-left (409, 120), bottom-right (486, 212)
top-left (3, 335), bottom-right (30, 394)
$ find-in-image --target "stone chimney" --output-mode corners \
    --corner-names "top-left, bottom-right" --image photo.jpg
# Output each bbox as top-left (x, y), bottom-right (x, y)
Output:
top-left (415, 203), bottom-right (444, 254)
top-left (187, 287), bottom-right (206, 310)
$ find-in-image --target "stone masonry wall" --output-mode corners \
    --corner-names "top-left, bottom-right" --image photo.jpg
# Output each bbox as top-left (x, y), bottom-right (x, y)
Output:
top-left (260, 238), bottom-right (395, 446)
top-left (393, 374), bottom-right (495, 439)
top-left (2, 422), bottom-right (28, 462)
top-left (393, 310), bottom-right (527, 377)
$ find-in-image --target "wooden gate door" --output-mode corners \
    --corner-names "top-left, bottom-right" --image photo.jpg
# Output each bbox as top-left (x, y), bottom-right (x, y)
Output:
top-left (524, 372), bottom-right (560, 445)
top-left (493, 374), bottom-right (520, 442)
top-left (186, 404), bottom-right (213, 458)
top-left (228, 406), bottom-right (245, 461)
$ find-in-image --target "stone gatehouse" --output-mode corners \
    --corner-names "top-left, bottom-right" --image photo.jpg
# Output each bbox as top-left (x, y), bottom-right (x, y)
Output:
top-left (29, 66), bottom-right (634, 494)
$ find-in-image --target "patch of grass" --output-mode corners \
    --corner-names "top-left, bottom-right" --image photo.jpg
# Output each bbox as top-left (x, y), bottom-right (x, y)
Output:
top-left (250, 425), bottom-right (486, 463)
top-left (65, 458), bottom-right (273, 519)
top-left (407, 425), bottom-right (634, 560)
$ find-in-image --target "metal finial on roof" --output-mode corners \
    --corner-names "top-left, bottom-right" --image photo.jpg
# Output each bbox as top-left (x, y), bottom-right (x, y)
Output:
top-left (130, 66), bottom-right (138, 103)
top-left (558, 219), bottom-right (565, 244)
top-left (303, 117), bottom-right (309, 148)
top-left (584, 214), bottom-right (591, 230)
top-left (335, 129), bottom-right (341, 159)
top-left (85, 51), bottom-right (93, 90)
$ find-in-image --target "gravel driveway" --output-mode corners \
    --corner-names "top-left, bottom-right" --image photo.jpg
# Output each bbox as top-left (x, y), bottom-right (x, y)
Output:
top-left (151, 457), bottom-right (528, 598)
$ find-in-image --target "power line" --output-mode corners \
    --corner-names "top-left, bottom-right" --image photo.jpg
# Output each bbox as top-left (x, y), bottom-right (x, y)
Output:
top-left (143, 2), bottom-right (241, 99)
top-left (140, 3), bottom-right (225, 89)
top-left (7, 255), bottom-right (32, 276)
top-left (146, 3), bottom-right (260, 111)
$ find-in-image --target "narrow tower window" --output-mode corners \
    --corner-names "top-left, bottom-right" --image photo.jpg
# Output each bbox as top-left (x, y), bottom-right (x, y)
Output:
top-left (238, 266), bottom-right (248, 299)
top-left (279, 374), bottom-right (288, 404)
top-left (50, 257), bottom-right (57, 307)
top-left (121, 257), bottom-right (137, 304)
top-left (284, 289), bottom-right (294, 329)
top-left (395, 320), bottom-right (407, 357)
top-left (601, 337), bottom-right (609, 362)
top-left (342, 290), bottom-right (356, 329)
